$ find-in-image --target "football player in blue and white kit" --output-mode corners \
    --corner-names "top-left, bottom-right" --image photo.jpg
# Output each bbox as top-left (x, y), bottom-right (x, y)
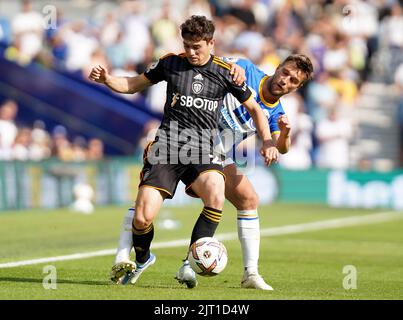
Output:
top-left (208, 54), bottom-right (314, 290)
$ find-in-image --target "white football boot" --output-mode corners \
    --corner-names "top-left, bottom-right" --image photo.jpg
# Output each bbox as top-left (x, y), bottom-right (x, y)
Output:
top-left (241, 273), bottom-right (274, 290)
top-left (110, 261), bottom-right (136, 284)
top-left (175, 260), bottom-right (198, 289)
top-left (121, 253), bottom-right (156, 285)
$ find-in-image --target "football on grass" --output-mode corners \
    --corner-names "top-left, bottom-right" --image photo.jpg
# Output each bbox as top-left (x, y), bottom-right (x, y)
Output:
top-left (188, 237), bottom-right (228, 276)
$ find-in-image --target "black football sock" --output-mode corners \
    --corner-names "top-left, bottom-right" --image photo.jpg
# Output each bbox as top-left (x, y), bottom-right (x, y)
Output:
top-left (190, 206), bottom-right (222, 246)
top-left (132, 223), bottom-right (154, 264)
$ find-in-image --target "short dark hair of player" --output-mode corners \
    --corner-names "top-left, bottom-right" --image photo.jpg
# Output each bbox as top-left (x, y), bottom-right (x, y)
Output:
top-left (180, 15), bottom-right (215, 42)
top-left (280, 54), bottom-right (314, 85)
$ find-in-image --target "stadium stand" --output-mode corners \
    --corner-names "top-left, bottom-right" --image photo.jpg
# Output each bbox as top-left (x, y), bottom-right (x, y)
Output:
top-left (0, 0), bottom-right (402, 169)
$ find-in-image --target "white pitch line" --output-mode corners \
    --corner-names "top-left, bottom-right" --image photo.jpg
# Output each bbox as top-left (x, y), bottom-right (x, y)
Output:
top-left (0, 210), bottom-right (402, 269)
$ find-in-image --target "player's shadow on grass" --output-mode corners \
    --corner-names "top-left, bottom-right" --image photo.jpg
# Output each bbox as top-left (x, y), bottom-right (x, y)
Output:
top-left (140, 284), bottom-right (194, 290)
top-left (0, 277), bottom-right (109, 286)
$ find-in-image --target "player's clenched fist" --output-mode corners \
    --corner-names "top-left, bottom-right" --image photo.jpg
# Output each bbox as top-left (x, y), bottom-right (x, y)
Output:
top-left (88, 65), bottom-right (109, 83)
top-left (277, 115), bottom-right (291, 134)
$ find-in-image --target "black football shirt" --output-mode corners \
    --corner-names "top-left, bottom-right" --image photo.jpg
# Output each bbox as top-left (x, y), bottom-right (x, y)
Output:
top-left (143, 53), bottom-right (252, 163)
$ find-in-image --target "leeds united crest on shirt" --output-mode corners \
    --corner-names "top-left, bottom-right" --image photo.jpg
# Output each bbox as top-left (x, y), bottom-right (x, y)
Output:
top-left (192, 81), bottom-right (204, 94)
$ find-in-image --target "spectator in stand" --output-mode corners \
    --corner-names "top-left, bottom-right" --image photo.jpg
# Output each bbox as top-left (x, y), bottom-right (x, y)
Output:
top-left (0, 100), bottom-right (18, 160)
top-left (11, 127), bottom-right (32, 161)
top-left (186, 0), bottom-right (212, 18)
top-left (258, 38), bottom-right (281, 76)
top-left (71, 136), bottom-right (87, 162)
top-left (120, 0), bottom-right (152, 66)
top-left (327, 69), bottom-right (359, 108)
top-left (279, 93), bottom-right (313, 170)
top-left (48, 31), bottom-right (68, 68)
top-left (23, 120), bottom-right (51, 161)
top-left (51, 125), bottom-right (74, 161)
top-left (306, 71), bottom-right (338, 122)
top-left (105, 31), bottom-right (130, 70)
top-left (60, 20), bottom-right (99, 72)
top-left (150, 0), bottom-right (183, 57)
top-left (10, 0), bottom-right (44, 62)
top-left (0, 13), bottom-right (11, 45)
top-left (315, 106), bottom-right (354, 170)
top-left (379, 2), bottom-right (403, 83)
top-left (87, 138), bottom-right (104, 161)
top-left (45, 8), bottom-right (68, 68)
top-left (100, 12), bottom-right (121, 48)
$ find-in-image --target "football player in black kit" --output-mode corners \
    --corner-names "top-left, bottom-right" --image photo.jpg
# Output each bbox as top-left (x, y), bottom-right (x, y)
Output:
top-left (88, 15), bottom-right (279, 288)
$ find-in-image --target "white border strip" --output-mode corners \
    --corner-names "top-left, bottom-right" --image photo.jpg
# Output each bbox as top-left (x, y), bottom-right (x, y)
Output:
top-left (0, 211), bottom-right (402, 269)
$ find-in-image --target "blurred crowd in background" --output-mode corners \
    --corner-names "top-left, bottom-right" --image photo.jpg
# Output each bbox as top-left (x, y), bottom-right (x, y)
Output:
top-left (0, 0), bottom-right (402, 169)
top-left (0, 99), bottom-right (104, 161)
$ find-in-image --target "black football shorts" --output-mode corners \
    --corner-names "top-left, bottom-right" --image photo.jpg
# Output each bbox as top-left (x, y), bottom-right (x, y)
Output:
top-left (139, 142), bottom-right (225, 199)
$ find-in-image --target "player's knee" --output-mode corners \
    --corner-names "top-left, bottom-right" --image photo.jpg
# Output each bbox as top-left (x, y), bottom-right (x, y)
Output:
top-left (237, 190), bottom-right (259, 210)
top-left (248, 190), bottom-right (259, 207)
top-left (196, 172), bottom-right (225, 208)
top-left (202, 188), bottom-right (225, 208)
top-left (206, 182), bottom-right (225, 207)
top-left (133, 215), bottom-right (152, 230)
top-left (199, 180), bottom-right (225, 207)
top-left (211, 192), bottom-right (226, 208)
top-left (133, 204), bottom-right (154, 230)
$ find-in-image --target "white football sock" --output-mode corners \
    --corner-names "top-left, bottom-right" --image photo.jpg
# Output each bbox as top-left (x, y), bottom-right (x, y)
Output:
top-left (237, 209), bottom-right (260, 275)
top-left (114, 207), bottom-right (135, 264)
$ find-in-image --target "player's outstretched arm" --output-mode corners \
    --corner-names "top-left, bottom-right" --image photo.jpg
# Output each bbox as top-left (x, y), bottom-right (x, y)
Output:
top-left (242, 98), bottom-right (279, 166)
top-left (275, 115), bottom-right (291, 154)
top-left (88, 65), bottom-right (152, 94)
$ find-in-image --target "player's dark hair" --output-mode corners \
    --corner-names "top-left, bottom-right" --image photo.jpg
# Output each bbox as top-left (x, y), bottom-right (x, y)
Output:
top-left (180, 15), bottom-right (215, 42)
top-left (280, 54), bottom-right (314, 85)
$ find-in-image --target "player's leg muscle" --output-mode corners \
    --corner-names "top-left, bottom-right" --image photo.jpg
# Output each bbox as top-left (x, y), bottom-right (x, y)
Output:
top-left (191, 171), bottom-right (225, 209)
top-left (223, 164), bottom-right (259, 210)
top-left (133, 186), bottom-right (165, 229)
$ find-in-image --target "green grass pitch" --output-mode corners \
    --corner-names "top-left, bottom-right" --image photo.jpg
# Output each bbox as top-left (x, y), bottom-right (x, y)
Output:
top-left (0, 202), bottom-right (402, 300)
